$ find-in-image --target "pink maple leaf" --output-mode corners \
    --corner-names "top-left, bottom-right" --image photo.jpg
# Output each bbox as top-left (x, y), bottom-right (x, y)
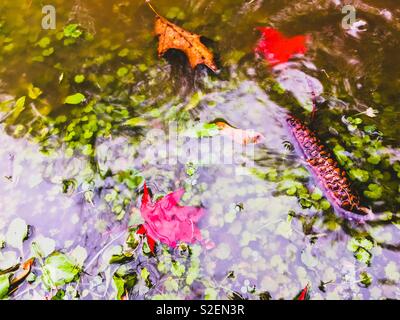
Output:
top-left (136, 182), bottom-right (205, 252)
top-left (255, 27), bottom-right (308, 67)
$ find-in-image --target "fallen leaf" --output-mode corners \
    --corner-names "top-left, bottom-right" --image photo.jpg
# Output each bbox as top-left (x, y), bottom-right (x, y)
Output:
top-left (9, 258), bottom-right (35, 288)
top-left (215, 121), bottom-right (264, 145)
top-left (255, 27), bottom-right (308, 66)
top-left (150, 3), bottom-right (217, 72)
top-left (136, 182), bottom-right (205, 251)
top-left (137, 224), bottom-right (156, 254)
top-left (294, 284), bottom-right (310, 300)
top-left (42, 252), bottom-right (81, 289)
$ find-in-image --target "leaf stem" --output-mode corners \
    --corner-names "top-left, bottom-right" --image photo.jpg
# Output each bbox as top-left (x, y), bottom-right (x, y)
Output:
top-left (146, 0), bottom-right (160, 17)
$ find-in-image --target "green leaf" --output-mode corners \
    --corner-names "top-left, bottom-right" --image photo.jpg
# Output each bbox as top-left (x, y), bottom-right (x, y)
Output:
top-left (112, 268), bottom-right (137, 300)
top-left (164, 277), bottom-right (179, 292)
top-left (124, 117), bottom-right (147, 127)
top-left (171, 261), bottom-right (185, 277)
top-left (64, 93), bottom-right (85, 105)
top-left (37, 37), bottom-right (51, 48)
top-left (42, 47), bottom-right (54, 57)
top-left (205, 287), bottom-right (218, 300)
top-left (11, 96), bottom-right (26, 119)
top-left (364, 184), bottom-right (383, 200)
top-left (42, 252), bottom-right (81, 289)
top-left (117, 67), bottom-right (128, 77)
top-left (367, 153), bottom-right (381, 165)
top-left (359, 272), bottom-right (372, 287)
top-left (28, 84), bottom-right (42, 100)
top-left (184, 123), bottom-right (219, 138)
top-left (311, 188), bottom-right (323, 200)
top-left (74, 75), bottom-right (85, 83)
top-left (0, 274), bottom-right (10, 300)
top-left (51, 289), bottom-right (65, 300)
top-left (63, 24), bottom-right (82, 38)
top-left (141, 267), bottom-right (150, 280)
top-left (113, 275), bottom-right (125, 300)
top-left (118, 48), bottom-right (129, 57)
top-left (69, 246), bottom-right (87, 268)
top-left (31, 235), bottom-right (56, 258)
top-left (349, 168), bottom-right (369, 182)
top-left (355, 248), bottom-right (371, 264)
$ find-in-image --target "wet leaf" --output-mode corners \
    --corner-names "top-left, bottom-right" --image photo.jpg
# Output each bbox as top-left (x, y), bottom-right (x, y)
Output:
top-left (293, 284), bottom-right (310, 300)
top-left (63, 24), bottom-right (82, 38)
top-left (27, 84), bottom-right (42, 100)
top-left (0, 274), bottom-right (10, 299)
top-left (183, 122), bottom-right (219, 138)
top-left (42, 252), bottom-right (81, 289)
top-left (0, 251), bottom-right (19, 271)
top-left (9, 258), bottom-right (35, 289)
top-left (359, 272), bottom-right (372, 287)
top-left (349, 168), bottom-right (369, 182)
top-left (69, 246), bottom-right (87, 268)
top-left (64, 93), bottom-right (86, 105)
top-left (363, 184), bottom-right (383, 200)
top-left (205, 287), bottom-right (218, 300)
top-left (37, 37), bottom-right (51, 48)
top-left (255, 27), bottom-right (308, 66)
top-left (113, 267), bottom-right (137, 300)
top-left (117, 67), bottom-right (129, 77)
top-left (31, 235), bottom-right (56, 258)
top-left (9, 96), bottom-right (26, 121)
top-left (137, 182), bottom-right (205, 249)
top-left (74, 75), bottom-right (85, 83)
top-left (6, 218), bottom-right (28, 251)
top-left (171, 261), bottom-right (185, 277)
top-left (215, 121), bottom-right (264, 145)
top-left (152, 5), bottom-right (217, 72)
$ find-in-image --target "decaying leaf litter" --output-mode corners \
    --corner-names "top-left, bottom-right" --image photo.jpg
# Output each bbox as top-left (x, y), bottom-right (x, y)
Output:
top-left (0, 0), bottom-right (400, 300)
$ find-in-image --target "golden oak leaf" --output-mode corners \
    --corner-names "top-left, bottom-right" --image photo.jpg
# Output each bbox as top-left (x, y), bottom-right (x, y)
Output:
top-left (155, 15), bottom-right (218, 72)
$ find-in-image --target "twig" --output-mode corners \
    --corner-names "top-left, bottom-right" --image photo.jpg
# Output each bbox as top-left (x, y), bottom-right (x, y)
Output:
top-left (30, 103), bottom-right (46, 119)
top-left (84, 230), bottom-right (126, 272)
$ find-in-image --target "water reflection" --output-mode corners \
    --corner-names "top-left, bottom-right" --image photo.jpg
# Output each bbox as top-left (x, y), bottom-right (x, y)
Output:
top-left (0, 0), bottom-right (399, 300)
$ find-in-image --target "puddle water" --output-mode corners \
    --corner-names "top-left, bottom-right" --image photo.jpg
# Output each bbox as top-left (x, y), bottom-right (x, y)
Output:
top-left (0, 0), bottom-right (400, 300)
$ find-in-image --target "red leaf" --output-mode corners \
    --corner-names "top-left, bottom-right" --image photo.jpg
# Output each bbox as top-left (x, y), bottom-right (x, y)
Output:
top-left (137, 224), bottom-right (146, 235)
top-left (294, 284), bottom-right (310, 300)
top-left (136, 224), bottom-right (156, 253)
top-left (139, 182), bottom-right (205, 249)
top-left (146, 234), bottom-right (156, 253)
top-left (255, 27), bottom-right (308, 66)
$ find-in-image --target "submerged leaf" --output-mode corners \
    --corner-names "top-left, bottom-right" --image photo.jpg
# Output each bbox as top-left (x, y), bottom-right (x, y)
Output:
top-left (255, 27), bottom-right (308, 66)
top-left (137, 182), bottom-right (205, 250)
top-left (42, 252), bottom-right (81, 289)
top-left (215, 121), bottom-right (264, 145)
top-left (64, 93), bottom-right (86, 105)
